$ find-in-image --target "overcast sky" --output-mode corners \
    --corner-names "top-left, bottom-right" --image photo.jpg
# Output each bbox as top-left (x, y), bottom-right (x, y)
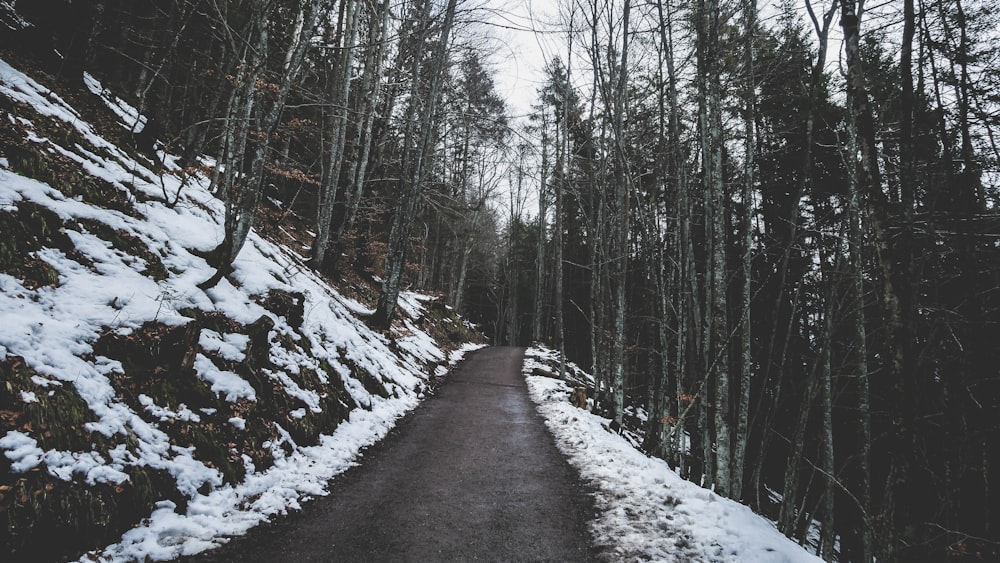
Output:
top-left (486, 0), bottom-right (562, 119)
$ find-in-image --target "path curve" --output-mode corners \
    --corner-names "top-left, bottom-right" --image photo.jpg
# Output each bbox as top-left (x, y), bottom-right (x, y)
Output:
top-left (186, 346), bottom-right (597, 562)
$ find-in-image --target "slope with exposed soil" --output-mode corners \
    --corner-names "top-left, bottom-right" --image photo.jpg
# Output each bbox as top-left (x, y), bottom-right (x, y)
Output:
top-left (0, 54), bottom-right (482, 562)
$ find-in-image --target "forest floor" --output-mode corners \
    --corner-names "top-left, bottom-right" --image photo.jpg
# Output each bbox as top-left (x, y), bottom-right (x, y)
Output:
top-left (183, 346), bottom-right (598, 562)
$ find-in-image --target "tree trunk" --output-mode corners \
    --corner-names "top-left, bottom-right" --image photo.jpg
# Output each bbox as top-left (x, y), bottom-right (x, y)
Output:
top-left (202, 0), bottom-right (325, 288)
top-left (452, 246), bottom-right (471, 311)
top-left (731, 0), bottom-right (756, 502)
top-left (953, 0), bottom-right (985, 210)
top-left (846, 77), bottom-right (875, 563)
top-left (817, 239), bottom-right (836, 560)
top-left (329, 0), bottom-right (392, 274)
top-left (695, 0), bottom-right (729, 495)
top-left (842, 2), bottom-right (907, 557)
top-left (200, 5), bottom-right (270, 288)
top-left (533, 122), bottom-right (549, 344)
top-left (654, 0), bottom-right (694, 472)
top-left (778, 359), bottom-right (820, 535)
top-left (311, 0), bottom-right (362, 271)
top-left (373, 0), bottom-right (459, 328)
top-left (602, 0), bottom-right (633, 427)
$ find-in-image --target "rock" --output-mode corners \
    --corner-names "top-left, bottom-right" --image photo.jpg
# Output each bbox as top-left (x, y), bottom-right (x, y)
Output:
top-left (260, 289), bottom-right (305, 329)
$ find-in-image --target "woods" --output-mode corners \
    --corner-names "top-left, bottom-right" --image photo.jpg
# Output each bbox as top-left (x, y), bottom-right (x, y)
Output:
top-left (491, 0), bottom-right (1000, 560)
top-left (3, 0), bottom-right (999, 559)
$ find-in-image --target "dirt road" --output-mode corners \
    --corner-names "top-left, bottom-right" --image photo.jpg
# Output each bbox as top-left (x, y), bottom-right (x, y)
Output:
top-left (187, 346), bottom-right (597, 562)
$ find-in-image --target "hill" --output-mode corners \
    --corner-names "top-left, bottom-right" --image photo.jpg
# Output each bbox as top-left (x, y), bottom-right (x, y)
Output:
top-left (0, 55), bottom-right (482, 562)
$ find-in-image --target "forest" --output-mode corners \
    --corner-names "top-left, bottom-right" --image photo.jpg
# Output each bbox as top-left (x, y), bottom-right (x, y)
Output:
top-left (1, 0), bottom-right (998, 560)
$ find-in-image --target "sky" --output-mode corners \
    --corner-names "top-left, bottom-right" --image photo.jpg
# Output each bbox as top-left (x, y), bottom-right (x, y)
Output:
top-left (483, 0), bottom-right (859, 119)
top-left (476, 0), bottom-right (856, 222)
top-left (485, 0), bottom-right (563, 118)
top-left (468, 0), bottom-right (566, 220)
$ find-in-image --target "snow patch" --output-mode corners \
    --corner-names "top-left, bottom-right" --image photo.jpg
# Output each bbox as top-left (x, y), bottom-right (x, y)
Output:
top-left (0, 55), bottom-right (485, 563)
top-left (0, 430), bottom-right (44, 472)
top-left (523, 347), bottom-right (823, 563)
top-left (83, 72), bottom-right (148, 133)
top-left (193, 354), bottom-right (256, 402)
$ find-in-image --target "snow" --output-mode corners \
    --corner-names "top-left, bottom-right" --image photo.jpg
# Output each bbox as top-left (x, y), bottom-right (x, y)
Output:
top-left (0, 54), bottom-right (820, 563)
top-left (523, 347), bottom-right (823, 563)
top-left (84, 71), bottom-right (148, 133)
top-left (42, 447), bottom-right (130, 485)
top-left (193, 353), bottom-right (257, 402)
top-left (199, 330), bottom-right (249, 362)
top-left (0, 58), bottom-right (484, 562)
top-left (0, 430), bottom-right (44, 472)
top-left (138, 394), bottom-right (201, 423)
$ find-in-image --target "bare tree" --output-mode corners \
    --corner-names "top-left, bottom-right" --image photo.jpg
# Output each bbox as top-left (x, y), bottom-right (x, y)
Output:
top-left (201, 0), bottom-right (327, 288)
top-left (310, 0), bottom-right (363, 271)
top-left (373, 0), bottom-right (460, 327)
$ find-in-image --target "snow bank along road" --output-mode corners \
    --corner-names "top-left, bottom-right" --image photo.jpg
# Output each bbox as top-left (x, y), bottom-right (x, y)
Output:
top-left (186, 346), bottom-right (598, 561)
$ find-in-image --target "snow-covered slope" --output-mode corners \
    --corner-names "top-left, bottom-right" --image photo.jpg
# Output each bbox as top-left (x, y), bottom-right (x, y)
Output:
top-left (0, 57), bottom-right (482, 561)
top-left (524, 347), bottom-right (824, 563)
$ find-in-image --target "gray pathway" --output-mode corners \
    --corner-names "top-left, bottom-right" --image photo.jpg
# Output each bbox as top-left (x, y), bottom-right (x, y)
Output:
top-left (186, 346), bottom-right (597, 562)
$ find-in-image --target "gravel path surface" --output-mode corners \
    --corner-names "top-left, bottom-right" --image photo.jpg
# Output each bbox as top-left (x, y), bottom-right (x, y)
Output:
top-left (186, 346), bottom-right (597, 562)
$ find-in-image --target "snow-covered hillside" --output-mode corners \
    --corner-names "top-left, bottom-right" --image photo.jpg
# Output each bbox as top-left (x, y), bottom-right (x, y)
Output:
top-left (0, 57), bottom-right (482, 561)
top-left (524, 347), bottom-right (824, 563)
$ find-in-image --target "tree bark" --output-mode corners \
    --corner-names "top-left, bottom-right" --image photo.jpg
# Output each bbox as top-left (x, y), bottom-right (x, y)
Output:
top-left (778, 358), bottom-right (820, 535)
top-left (373, 0), bottom-right (460, 327)
top-left (533, 120), bottom-right (549, 344)
top-left (695, 0), bottom-right (729, 495)
top-left (311, 0), bottom-right (363, 271)
top-left (842, 2), bottom-right (907, 557)
top-left (732, 0), bottom-right (756, 502)
top-left (847, 117), bottom-right (875, 562)
top-left (604, 0), bottom-right (632, 428)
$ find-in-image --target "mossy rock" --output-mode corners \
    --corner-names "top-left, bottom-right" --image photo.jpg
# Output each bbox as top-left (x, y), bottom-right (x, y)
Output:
top-left (425, 298), bottom-right (482, 344)
top-left (0, 463), bottom-right (183, 562)
top-left (238, 317), bottom-right (353, 445)
top-left (93, 320), bottom-right (201, 379)
top-left (0, 356), bottom-right (117, 455)
top-left (339, 352), bottom-right (391, 401)
top-left (188, 309), bottom-right (244, 336)
top-left (0, 200), bottom-right (81, 288)
top-left (274, 365), bottom-right (353, 446)
top-left (256, 288), bottom-right (306, 329)
top-left (93, 319), bottom-right (256, 482)
top-left (0, 356), bottom-right (186, 562)
top-left (0, 306), bottom-right (372, 562)
top-left (93, 320), bottom-right (256, 479)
